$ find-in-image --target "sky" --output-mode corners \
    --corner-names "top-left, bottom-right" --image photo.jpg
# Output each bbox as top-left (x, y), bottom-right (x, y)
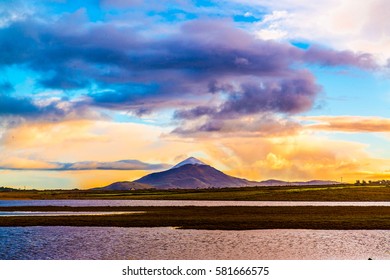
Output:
top-left (1, 0), bottom-right (390, 189)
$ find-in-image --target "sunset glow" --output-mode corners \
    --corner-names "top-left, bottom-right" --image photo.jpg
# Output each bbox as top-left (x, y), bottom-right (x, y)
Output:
top-left (1, 0), bottom-right (390, 189)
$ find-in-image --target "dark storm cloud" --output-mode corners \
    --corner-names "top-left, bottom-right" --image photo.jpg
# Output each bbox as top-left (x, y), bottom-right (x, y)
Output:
top-left (175, 73), bottom-right (320, 120)
top-left (220, 77), bottom-right (319, 115)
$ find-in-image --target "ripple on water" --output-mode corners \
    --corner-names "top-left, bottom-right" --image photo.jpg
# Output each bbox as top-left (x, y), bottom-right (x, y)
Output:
top-left (0, 227), bottom-right (389, 260)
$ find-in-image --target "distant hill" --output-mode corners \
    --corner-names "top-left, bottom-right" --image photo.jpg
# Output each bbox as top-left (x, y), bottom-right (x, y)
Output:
top-left (257, 179), bottom-right (339, 186)
top-left (257, 179), bottom-right (288, 186)
top-left (293, 180), bottom-right (339, 186)
top-left (0, 187), bottom-right (20, 192)
top-left (95, 157), bottom-right (340, 190)
top-left (90, 181), bottom-right (153, 191)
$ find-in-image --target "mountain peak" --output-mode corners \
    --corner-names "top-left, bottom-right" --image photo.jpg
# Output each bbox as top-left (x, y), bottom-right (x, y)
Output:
top-left (171, 157), bottom-right (207, 169)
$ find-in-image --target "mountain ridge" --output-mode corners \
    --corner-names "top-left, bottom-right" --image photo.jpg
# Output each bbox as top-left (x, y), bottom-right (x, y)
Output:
top-left (93, 157), bottom-right (339, 190)
top-left (90, 181), bottom-right (153, 191)
top-left (134, 163), bottom-right (256, 189)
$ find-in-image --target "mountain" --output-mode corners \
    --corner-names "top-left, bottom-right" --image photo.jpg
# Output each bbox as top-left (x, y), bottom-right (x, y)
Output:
top-left (90, 181), bottom-right (153, 191)
top-left (134, 157), bottom-right (256, 189)
top-left (95, 157), bottom-right (341, 190)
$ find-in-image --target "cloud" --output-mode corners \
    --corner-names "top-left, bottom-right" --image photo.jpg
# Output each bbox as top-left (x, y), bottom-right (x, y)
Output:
top-left (250, 0), bottom-right (390, 63)
top-left (303, 116), bottom-right (390, 132)
top-left (219, 73), bottom-right (320, 115)
top-left (0, 120), bottom-right (199, 171)
top-left (0, 158), bottom-right (61, 171)
top-left (173, 71), bottom-right (320, 136)
top-left (65, 160), bottom-right (170, 170)
top-left (303, 46), bottom-right (376, 69)
top-left (0, 14), bottom-right (376, 126)
top-left (0, 82), bottom-right (13, 93)
top-left (0, 1), bottom-right (388, 190)
top-left (0, 158), bottom-right (170, 171)
top-left (0, 93), bottom-right (59, 117)
top-left (201, 134), bottom-right (390, 182)
top-left (0, 92), bottom-right (97, 131)
top-left (100, 0), bottom-right (143, 9)
top-left (0, 0), bottom-right (34, 28)
top-left (173, 112), bottom-right (302, 137)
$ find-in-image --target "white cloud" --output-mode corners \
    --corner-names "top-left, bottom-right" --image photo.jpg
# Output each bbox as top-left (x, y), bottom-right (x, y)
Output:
top-left (235, 0), bottom-right (390, 64)
top-left (0, 1), bottom-right (35, 27)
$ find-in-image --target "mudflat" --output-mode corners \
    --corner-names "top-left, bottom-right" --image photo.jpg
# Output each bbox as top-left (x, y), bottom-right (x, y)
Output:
top-left (1, 206), bottom-right (390, 230)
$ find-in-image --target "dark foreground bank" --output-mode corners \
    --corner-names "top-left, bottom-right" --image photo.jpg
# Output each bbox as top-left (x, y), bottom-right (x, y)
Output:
top-left (1, 206), bottom-right (390, 230)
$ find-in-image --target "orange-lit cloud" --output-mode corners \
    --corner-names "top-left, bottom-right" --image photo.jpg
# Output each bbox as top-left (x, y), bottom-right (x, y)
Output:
top-left (0, 157), bottom-right (170, 171)
top-left (302, 116), bottom-right (390, 132)
top-left (64, 170), bottom-right (151, 189)
top-left (0, 120), bottom-right (207, 188)
top-left (0, 157), bottom-right (61, 170)
top-left (1, 0), bottom-right (389, 191)
top-left (1, 118), bottom-right (389, 189)
top-left (200, 135), bottom-right (390, 183)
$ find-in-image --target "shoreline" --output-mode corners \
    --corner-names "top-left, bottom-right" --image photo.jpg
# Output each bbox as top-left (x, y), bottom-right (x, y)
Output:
top-left (1, 206), bottom-right (390, 230)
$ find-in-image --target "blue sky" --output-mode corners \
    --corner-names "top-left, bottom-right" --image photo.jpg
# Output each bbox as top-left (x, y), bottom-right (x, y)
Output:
top-left (1, 0), bottom-right (390, 188)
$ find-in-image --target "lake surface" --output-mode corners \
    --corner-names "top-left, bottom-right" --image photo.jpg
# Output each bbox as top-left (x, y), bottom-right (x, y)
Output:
top-left (0, 211), bottom-right (139, 217)
top-left (1, 200), bottom-right (390, 207)
top-left (0, 227), bottom-right (388, 260)
top-left (1, 200), bottom-right (388, 260)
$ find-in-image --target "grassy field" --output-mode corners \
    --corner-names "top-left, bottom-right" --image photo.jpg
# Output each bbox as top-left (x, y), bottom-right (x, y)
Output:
top-left (1, 206), bottom-right (390, 230)
top-left (1, 184), bottom-right (390, 201)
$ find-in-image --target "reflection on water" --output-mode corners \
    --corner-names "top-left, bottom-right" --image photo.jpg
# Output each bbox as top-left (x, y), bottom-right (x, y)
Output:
top-left (1, 200), bottom-right (390, 207)
top-left (0, 211), bottom-right (139, 217)
top-left (0, 227), bottom-right (389, 260)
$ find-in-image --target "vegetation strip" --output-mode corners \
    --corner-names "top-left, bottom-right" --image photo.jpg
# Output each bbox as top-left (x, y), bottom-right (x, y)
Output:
top-left (1, 185), bottom-right (390, 201)
top-left (0, 206), bottom-right (390, 230)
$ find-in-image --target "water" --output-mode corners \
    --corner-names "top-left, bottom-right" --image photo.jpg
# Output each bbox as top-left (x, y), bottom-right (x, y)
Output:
top-left (1, 200), bottom-right (390, 207)
top-left (0, 211), bottom-right (140, 217)
top-left (1, 200), bottom-right (389, 260)
top-left (0, 227), bottom-right (388, 260)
